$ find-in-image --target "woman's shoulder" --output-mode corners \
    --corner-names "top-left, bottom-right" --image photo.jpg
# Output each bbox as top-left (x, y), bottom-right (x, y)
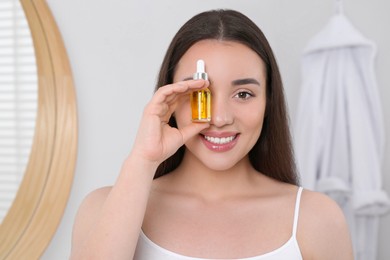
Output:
top-left (75, 186), bottom-right (113, 220)
top-left (75, 186), bottom-right (112, 213)
top-left (300, 188), bottom-right (343, 216)
top-left (71, 186), bottom-right (113, 248)
top-left (299, 188), bottom-right (349, 229)
top-left (298, 188), bottom-right (354, 259)
top-left (82, 186), bottom-right (113, 205)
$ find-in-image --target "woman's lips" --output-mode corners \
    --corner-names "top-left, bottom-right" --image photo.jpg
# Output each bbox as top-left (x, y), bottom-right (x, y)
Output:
top-left (200, 132), bottom-right (239, 152)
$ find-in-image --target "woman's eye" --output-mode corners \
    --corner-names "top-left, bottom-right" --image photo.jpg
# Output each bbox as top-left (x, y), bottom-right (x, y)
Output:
top-left (235, 91), bottom-right (253, 100)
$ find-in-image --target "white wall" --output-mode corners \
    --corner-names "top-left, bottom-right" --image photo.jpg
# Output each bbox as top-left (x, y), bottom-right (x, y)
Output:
top-left (42, 0), bottom-right (390, 259)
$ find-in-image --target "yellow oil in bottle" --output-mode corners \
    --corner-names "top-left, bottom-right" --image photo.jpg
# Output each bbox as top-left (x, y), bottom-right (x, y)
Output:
top-left (191, 88), bottom-right (211, 122)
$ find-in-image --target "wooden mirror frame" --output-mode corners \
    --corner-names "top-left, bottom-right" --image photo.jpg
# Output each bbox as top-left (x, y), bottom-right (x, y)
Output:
top-left (0, 0), bottom-right (77, 258)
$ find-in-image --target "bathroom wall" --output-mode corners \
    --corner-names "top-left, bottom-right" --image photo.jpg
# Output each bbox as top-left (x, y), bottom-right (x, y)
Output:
top-left (42, 0), bottom-right (390, 259)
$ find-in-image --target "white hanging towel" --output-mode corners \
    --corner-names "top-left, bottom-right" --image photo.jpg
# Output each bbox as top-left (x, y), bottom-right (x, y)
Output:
top-left (294, 13), bottom-right (390, 260)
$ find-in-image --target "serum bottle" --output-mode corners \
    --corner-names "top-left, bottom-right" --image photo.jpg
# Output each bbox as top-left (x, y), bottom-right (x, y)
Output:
top-left (191, 59), bottom-right (211, 122)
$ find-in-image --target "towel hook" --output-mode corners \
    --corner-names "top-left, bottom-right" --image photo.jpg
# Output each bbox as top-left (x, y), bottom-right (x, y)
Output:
top-left (335, 0), bottom-right (344, 14)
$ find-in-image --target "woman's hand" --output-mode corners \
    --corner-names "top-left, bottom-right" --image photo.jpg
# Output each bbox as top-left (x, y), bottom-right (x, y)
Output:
top-left (130, 79), bottom-right (210, 164)
top-left (70, 81), bottom-right (210, 259)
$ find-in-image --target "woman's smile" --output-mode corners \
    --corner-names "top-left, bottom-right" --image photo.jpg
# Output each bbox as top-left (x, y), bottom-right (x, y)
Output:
top-left (200, 132), bottom-right (240, 152)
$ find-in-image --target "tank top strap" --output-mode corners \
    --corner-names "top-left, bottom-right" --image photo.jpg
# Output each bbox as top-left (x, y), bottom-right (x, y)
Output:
top-left (292, 187), bottom-right (303, 237)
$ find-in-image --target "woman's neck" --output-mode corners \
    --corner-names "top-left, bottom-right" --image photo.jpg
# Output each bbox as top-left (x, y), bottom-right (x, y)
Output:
top-left (165, 152), bottom-right (265, 201)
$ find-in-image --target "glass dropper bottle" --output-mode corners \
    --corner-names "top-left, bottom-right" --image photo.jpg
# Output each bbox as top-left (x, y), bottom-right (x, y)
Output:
top-left (191, 59), bottom-right (211, 122)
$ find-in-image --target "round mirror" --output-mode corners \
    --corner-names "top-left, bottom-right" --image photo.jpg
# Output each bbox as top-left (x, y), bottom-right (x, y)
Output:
top-left (0, 0), bottom-right (77, 258)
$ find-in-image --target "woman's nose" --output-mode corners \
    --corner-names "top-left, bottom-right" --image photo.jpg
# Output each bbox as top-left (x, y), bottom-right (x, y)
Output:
top-left (210, 95), bottom-right (234, 127)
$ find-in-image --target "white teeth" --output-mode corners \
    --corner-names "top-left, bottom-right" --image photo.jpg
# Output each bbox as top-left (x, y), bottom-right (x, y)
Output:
top-left (204, 135), bottom-right (235, 144)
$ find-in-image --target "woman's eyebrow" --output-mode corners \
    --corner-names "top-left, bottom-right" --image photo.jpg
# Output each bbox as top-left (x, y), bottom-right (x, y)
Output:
top-left (182, 77), bottom-right (260, 87)
top-left (232, 78), bottom-right (260, 86)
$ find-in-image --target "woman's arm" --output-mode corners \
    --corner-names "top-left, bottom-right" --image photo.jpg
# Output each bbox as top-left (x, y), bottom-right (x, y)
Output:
top-left (70, 156), bottom-right (158, 260)
top-left (70, 79), bottom-right (210, 259)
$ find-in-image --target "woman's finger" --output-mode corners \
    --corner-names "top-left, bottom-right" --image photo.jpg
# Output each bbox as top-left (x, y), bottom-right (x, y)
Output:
top-left (179, 122), bottom-right (210, 144)
top-left (144, 79), bottom-right (208, 119)
top-left (153, 79), bottom-right (209, 104)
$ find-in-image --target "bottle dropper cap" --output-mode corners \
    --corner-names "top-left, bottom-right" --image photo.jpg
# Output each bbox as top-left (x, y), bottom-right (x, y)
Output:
top-left (193, 60), bottom-right (208, 80)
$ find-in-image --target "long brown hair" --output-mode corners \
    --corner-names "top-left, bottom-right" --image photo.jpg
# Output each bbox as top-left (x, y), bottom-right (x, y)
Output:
top-left (154, 9), bottom-right (299, 185)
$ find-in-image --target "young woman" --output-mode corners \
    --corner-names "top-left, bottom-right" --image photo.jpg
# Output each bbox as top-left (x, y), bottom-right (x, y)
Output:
top-left (71, 10), bottom-right (353, 260)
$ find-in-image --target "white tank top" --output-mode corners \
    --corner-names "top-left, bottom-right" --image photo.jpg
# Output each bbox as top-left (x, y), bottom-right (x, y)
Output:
top-left (134, 187), bottom-right (303, 260)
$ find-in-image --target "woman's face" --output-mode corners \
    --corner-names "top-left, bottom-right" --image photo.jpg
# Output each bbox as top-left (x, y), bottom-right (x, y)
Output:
top-left (173, 40), bottom-right (267, 171)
